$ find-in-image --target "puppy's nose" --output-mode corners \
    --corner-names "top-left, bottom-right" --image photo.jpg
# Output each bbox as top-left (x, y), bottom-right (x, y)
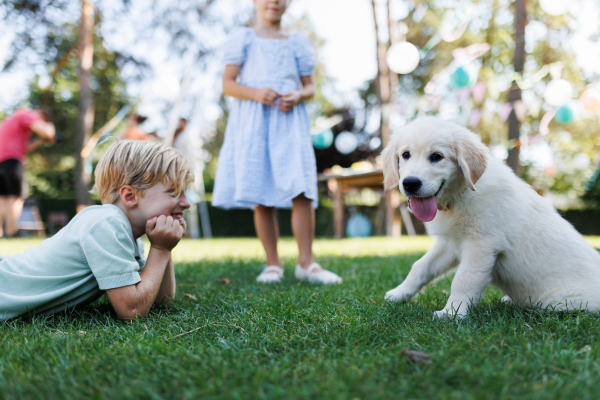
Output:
top-left (403, 177), bottom-right (422, 193)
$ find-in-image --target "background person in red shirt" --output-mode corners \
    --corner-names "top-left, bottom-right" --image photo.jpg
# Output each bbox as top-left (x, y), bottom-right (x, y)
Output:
top-left (0, 107), bottom-right (55, 237)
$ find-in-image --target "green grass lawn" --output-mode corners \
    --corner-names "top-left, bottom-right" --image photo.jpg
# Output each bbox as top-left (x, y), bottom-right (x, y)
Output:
top-left (2, 236), bottom-right (600, 399)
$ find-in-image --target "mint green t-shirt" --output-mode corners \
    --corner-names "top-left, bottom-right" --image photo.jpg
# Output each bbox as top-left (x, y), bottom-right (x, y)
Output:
top-left (0, 204), bottom-right (146, 320)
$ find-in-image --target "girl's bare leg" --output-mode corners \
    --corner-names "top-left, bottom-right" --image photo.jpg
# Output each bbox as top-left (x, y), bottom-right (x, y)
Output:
top-left (292, 194), bottom-right (322, 272)
top-left (254, 205), bottom-right (282, 270)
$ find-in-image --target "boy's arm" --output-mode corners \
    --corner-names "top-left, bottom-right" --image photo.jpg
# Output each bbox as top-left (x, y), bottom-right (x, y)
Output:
top-left (106, 216), bottom-right (183, 321)
top-left (223, 64), bottom-right (279, 105)
top-left (155, 256), bottom-right (175, 305)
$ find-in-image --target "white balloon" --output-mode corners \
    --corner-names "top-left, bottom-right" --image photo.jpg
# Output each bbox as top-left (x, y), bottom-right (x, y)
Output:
top-left (386, 42), bottom-right (420, 74)
top-left (573, 153), bottom-right (591, 170)
top-left (543, 79), bottom-right (573, 107)
top-left (369, 137), bottom-right (382, 150)
top-left (540, 0), bottom-right (570, 16)
top-left (334, 131), bottom-right (358, 155)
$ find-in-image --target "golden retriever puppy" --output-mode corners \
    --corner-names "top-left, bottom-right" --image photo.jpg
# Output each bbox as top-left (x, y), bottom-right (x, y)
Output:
top-left (382, 117), bottom-right (600, 318)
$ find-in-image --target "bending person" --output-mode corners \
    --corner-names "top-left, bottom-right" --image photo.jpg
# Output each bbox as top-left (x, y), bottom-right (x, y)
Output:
top-left (0, 107), bottom-right (55, 237)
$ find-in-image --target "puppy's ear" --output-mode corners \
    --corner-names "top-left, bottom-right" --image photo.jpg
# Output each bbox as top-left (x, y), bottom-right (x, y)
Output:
top-left (381, 142), bottom-right (400, 190)
top-left (455, 133), bottom-right (488, 191)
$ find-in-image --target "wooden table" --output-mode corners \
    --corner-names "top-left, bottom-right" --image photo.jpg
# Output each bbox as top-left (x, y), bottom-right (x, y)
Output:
top-left (319, 169), bottom-right (413, 239)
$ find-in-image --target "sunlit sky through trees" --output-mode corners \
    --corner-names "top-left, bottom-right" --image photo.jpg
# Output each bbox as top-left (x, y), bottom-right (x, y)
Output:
top-left (0, 0), bottom-right (599, 134)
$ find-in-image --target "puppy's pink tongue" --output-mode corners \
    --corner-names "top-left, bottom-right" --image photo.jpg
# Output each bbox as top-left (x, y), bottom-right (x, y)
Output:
top-left (409, 196), bottom-right (437, 222)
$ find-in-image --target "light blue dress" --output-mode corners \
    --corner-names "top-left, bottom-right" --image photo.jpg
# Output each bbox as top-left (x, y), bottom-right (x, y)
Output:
top-left (212, 27), bottom-right (318, 209)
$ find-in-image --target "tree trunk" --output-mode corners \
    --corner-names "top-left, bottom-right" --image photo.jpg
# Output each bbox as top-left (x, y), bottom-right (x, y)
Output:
top-left (75, 0), bottom-right (94, 210)
top-left (371, 0), bottom-right (400, 237)
top-left (507, 0), bottom-right (526, 175)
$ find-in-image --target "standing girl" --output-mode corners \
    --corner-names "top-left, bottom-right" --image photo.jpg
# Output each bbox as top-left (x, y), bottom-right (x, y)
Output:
top-left (212, 0), bottom-right (342, 285)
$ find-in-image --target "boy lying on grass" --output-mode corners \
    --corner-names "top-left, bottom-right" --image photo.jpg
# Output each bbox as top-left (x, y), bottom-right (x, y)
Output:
top-left (0, 140), bottom-right (193, 321)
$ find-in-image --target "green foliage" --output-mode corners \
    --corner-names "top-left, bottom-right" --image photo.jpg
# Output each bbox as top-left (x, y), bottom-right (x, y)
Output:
top-left (22, 25), bottom-right (129, 200)
top-left (582, 168), bottom-right (600, 210)
top-left (396, 0), bottom-right (599, 198)
top-left (3, 236), bottom-right (600, 398)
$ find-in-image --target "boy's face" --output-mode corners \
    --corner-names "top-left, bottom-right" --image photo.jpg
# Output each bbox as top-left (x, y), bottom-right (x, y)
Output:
top-left (136, 181), bottom-right (191, 224)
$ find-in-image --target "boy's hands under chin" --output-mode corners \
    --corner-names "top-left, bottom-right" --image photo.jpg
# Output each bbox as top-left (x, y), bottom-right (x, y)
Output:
top-left (145, 215), bottom-right (186, 252)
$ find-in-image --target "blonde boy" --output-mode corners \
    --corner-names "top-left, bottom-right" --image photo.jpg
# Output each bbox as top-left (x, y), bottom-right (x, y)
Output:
top-left (0, 140), bottom-right (193, 321)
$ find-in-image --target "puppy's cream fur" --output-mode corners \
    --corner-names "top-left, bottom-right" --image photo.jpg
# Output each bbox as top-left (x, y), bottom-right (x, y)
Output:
top-left (382, 117), bottom-right (600, 318)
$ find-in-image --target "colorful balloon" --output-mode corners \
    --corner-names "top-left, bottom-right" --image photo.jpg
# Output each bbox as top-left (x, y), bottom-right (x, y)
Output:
top-left (346, 213), bottom-right (372, 238)
top-left (450, 65), bottom-right (477, 89)
top-left (580, 90), bottom-right (600, 114)
top-left (334, 131), bottom-right (358, 155)
top-left (554, 102), bottom-right (576, 125)
top-left (544, 79), bottom-right (573, 106)
top-left (312, 129), bottom-right (334, 149)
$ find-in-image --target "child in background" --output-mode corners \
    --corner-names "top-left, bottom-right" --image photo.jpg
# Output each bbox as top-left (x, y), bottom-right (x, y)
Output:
top-left (0, 141), bottom-right (193, 321)
top-left (121, 113), bottom-right (154, 141)
top-left (212, 0), bottom-right (342, 285)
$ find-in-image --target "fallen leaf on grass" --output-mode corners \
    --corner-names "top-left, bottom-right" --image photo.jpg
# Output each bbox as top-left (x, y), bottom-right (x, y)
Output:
top-left (216, 278), bottom-right (231, 285)
top-left (401, 347), bottom-right (431, 364)
top-left (580, 345), bottom-right (592, 352)
top-left (183, 294), bottom-right (198, 301)
top-left (524, 324), bottom-right (533, 330)
top-left (53, 330), bottom-right (86, 336)
top-left (442, 290), bottom-right (449, 295)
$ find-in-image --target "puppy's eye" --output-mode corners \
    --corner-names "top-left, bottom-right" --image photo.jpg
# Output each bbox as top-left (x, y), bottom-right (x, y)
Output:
top-left (401, 151), bottom-right (411, 160)
top-left (429, 152), bottom-right (443, 163)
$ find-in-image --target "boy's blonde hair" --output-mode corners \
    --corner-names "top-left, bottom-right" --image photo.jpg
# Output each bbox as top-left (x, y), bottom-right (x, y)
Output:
top-left (92, 140), bottom-right (194, 204)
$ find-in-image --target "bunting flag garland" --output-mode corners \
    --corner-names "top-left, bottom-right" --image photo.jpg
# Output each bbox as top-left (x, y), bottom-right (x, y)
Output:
top-left (513, 100), bottom-right (527, 122)
top-left (430, 96), bottom-right (441, 112)
top-left (471, 82), bottom-right (486, 105)
top-left (469, 109), bottom-right (481, 127)
top-left (539, 110), bottom-right (556, 136)
top-left (499, 103), bottom-right (513, 122)
top-left (458, 88), bottom-right (471, 102)
top-left (391, 7), bottom-right (600, 150)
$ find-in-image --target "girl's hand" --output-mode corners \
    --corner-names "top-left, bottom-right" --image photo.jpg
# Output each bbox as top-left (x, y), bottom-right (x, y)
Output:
top-left (280, 91), bottom-right (301, 112)
top-left (145, 215), bottom-right (185, 252)
top-left (254, 87), bottom-right (280, 105)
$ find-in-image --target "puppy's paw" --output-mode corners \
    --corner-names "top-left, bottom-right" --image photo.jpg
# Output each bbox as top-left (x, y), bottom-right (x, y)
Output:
top-left (384, 286), bottom-right (413, 303)
top-left (501, 295), bottom-right (514, 305)
top-left (433, 307), bottom-right (467, 320)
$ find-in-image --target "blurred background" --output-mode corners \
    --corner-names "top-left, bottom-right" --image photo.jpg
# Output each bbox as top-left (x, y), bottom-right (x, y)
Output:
top-left (1, 0), bottom-right (600, 239)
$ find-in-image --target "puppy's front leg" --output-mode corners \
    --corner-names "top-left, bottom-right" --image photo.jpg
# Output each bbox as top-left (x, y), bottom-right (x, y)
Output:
top-left (434, 241), bottom-right (495, 319)
top-left (385, 238), bottom-right (458, 302)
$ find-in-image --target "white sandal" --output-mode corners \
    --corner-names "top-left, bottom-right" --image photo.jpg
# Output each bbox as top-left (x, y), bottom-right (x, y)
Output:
top-left (256, 265), bottom-right (284, 283)
top-left (295, 263), bottom-right (342, 285)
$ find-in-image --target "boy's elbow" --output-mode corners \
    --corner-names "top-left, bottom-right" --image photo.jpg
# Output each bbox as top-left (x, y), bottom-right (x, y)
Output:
top-left (154, 292), bottom-right (175, 306)
top-left (117, 307), bottom-right (149, 322)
